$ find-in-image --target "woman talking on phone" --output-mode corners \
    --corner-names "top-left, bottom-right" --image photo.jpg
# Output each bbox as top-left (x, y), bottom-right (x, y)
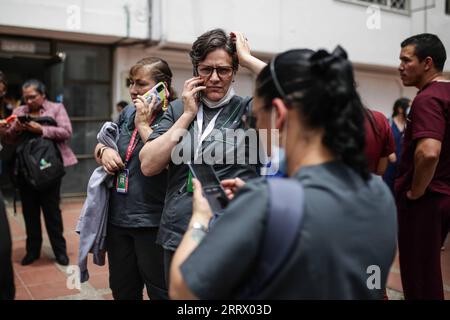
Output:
top-left (94, 57), bottom-right (176, 300)
top-left (170, 47), bottom-right (397, 300)
top-left (139, 29), bottom-right (267, 284)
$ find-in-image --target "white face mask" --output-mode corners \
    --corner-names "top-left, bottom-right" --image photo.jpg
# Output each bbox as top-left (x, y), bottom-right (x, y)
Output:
top-left (262, 108), bottom-right (288, 177)
top-left (201, 85), bottom-right (236, 109)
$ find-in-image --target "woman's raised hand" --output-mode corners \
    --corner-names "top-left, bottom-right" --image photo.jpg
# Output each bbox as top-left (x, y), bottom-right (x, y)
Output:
top-left (134, 94), bottom-right (155, 128)
top-left (230, 31), bottom-right (252, 69)
top-left (231, 31), bottom-right (267, 75)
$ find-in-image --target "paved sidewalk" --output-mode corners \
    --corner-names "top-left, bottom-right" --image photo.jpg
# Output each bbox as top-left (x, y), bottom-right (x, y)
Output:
top-left (4, 197), bottom-right (450, 300)
top-left (6, 197), bottom-right (149, 300)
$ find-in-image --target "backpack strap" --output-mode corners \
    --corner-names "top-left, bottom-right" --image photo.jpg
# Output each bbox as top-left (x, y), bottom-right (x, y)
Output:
top-left (238, 178), bottom-right (305, 299)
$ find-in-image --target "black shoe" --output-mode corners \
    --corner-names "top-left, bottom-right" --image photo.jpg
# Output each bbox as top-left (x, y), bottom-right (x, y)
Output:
top-left (21, 254), bottom-right (40, 266)
top-left (55, 254), bottom-right (69, 266)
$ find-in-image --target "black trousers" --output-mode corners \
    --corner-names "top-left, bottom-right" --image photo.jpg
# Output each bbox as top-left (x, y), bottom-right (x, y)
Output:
top-left (164, 249), bottom-right (174, 289)
top-left (107, 224), bottom-right (168, 300)
top-left (18, 178), bottom-right (66, 257)
top-left (0, 191), bottom-right (15, 300)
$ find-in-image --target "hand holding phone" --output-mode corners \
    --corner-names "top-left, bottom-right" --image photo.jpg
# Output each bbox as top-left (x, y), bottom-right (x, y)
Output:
top-left (4, 114), bottom-right (17, 124)
top-left (142, 82), bottom-right (167, 112)
top-left (182, 76), bottom-right (205, 119)
top-left (188, 163), bottom-right (229, 214)
top-left (191, 178), bottom-right (214, 222)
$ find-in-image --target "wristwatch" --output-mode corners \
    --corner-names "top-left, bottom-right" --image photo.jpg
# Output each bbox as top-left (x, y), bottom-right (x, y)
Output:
top-left (97, 146), bottom-right (108, 160)
top-left (192, 222), bottom-right (208, 232)
top-left (191, 222), bottom-right (208, 242)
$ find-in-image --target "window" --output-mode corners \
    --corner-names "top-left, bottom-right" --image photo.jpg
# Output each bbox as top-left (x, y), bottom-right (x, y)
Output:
top-left (56, 42), bottom-right (112, 196)
top-left (337, 0), bottom-right (411, 14)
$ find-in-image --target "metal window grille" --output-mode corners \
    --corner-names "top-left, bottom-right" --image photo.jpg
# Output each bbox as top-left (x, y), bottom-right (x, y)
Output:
top-left (339, 0), bottom-right (411, 13)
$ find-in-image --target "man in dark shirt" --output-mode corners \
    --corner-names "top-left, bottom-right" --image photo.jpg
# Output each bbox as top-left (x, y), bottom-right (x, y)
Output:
top-left (396, 33), bottom-right (450, 300)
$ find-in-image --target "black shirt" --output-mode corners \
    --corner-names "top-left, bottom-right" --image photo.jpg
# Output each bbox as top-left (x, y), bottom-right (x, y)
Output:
top-left (108, 106), bottom-right (168, 228)
top-left (181, 161), bottom-right (397, 299)
top-left (149, 96), bottom-right (259, 251)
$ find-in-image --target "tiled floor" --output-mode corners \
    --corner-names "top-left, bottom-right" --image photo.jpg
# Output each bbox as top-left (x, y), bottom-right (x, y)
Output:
top-left (4, 197), bottom-right (450, 300)
top-left (5, 197), bottom-right (149, 300)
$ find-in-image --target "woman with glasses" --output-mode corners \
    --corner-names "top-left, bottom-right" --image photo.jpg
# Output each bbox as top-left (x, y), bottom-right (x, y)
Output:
top-left (139, 29), bottom-right (266, 286)
top-left (169, 47), bottom-right (397, 300)
top-left (1, 79), bottom-right (77, 266)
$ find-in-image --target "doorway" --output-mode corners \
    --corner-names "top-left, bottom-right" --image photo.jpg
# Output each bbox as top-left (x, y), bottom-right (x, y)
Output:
top-left (0, 54), bottom-right (64, 197)
top-left (0, 36), bottom-right (112, 197)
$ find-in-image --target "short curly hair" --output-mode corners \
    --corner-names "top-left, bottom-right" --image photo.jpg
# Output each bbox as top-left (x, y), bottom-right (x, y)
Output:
top-left (189, 29), bottom-right (239, 72)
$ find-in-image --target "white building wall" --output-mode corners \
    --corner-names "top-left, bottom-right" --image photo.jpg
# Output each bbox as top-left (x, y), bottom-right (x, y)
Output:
top-left (1, 0), bottom-right (448, 116)
top-left (156, 0), bottom-right (450, 70)
top-left (0, 0), bottom-right (149, 41)
top-left (355, 71), bottom-right (417, 115)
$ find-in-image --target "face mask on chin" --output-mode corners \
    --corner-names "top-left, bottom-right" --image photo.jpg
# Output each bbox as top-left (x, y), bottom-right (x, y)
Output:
top-left (201, 84), bottom-right (236, 109)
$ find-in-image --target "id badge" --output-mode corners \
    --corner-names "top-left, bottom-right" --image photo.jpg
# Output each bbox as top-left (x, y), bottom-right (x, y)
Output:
top-left (116, 169), bottom-right (129, 194)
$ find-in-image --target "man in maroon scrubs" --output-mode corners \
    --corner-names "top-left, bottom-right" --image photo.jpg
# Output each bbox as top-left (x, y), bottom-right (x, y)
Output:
top-left (396, 33), bottom-right (450, 300)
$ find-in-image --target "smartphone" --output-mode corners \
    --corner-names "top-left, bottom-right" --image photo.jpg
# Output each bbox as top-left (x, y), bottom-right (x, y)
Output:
top-left (18, 115), bottom-right (32, 123)
top-left (142, 82), bottom-right (166, 111)
top-left (5, 114), bottom-right (17, 124)
top-left (188, 163), bottom-right (229, 213)
top-left (193, 67), bottom-right (203, 101)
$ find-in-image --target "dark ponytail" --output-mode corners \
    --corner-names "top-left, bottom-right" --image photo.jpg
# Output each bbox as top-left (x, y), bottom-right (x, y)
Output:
top-left (256, 46), bottom-right (370, 180)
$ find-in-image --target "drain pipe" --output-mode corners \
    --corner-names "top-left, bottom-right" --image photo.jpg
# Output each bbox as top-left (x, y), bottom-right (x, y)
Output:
top-left (113, 0), bottom-right (165, 48)
top-left (112, 4), bottom-right (131, 46)
top-left (147, 0), bottom-right (167, 50)
top-left (410, 0), bottom-right (436, 33)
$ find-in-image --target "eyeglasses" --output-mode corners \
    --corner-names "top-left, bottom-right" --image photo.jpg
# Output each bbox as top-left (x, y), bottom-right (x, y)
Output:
top-left (197, 65), bottom-right (234, 79)
top-left (23, 94), bottom-right (39, 101)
